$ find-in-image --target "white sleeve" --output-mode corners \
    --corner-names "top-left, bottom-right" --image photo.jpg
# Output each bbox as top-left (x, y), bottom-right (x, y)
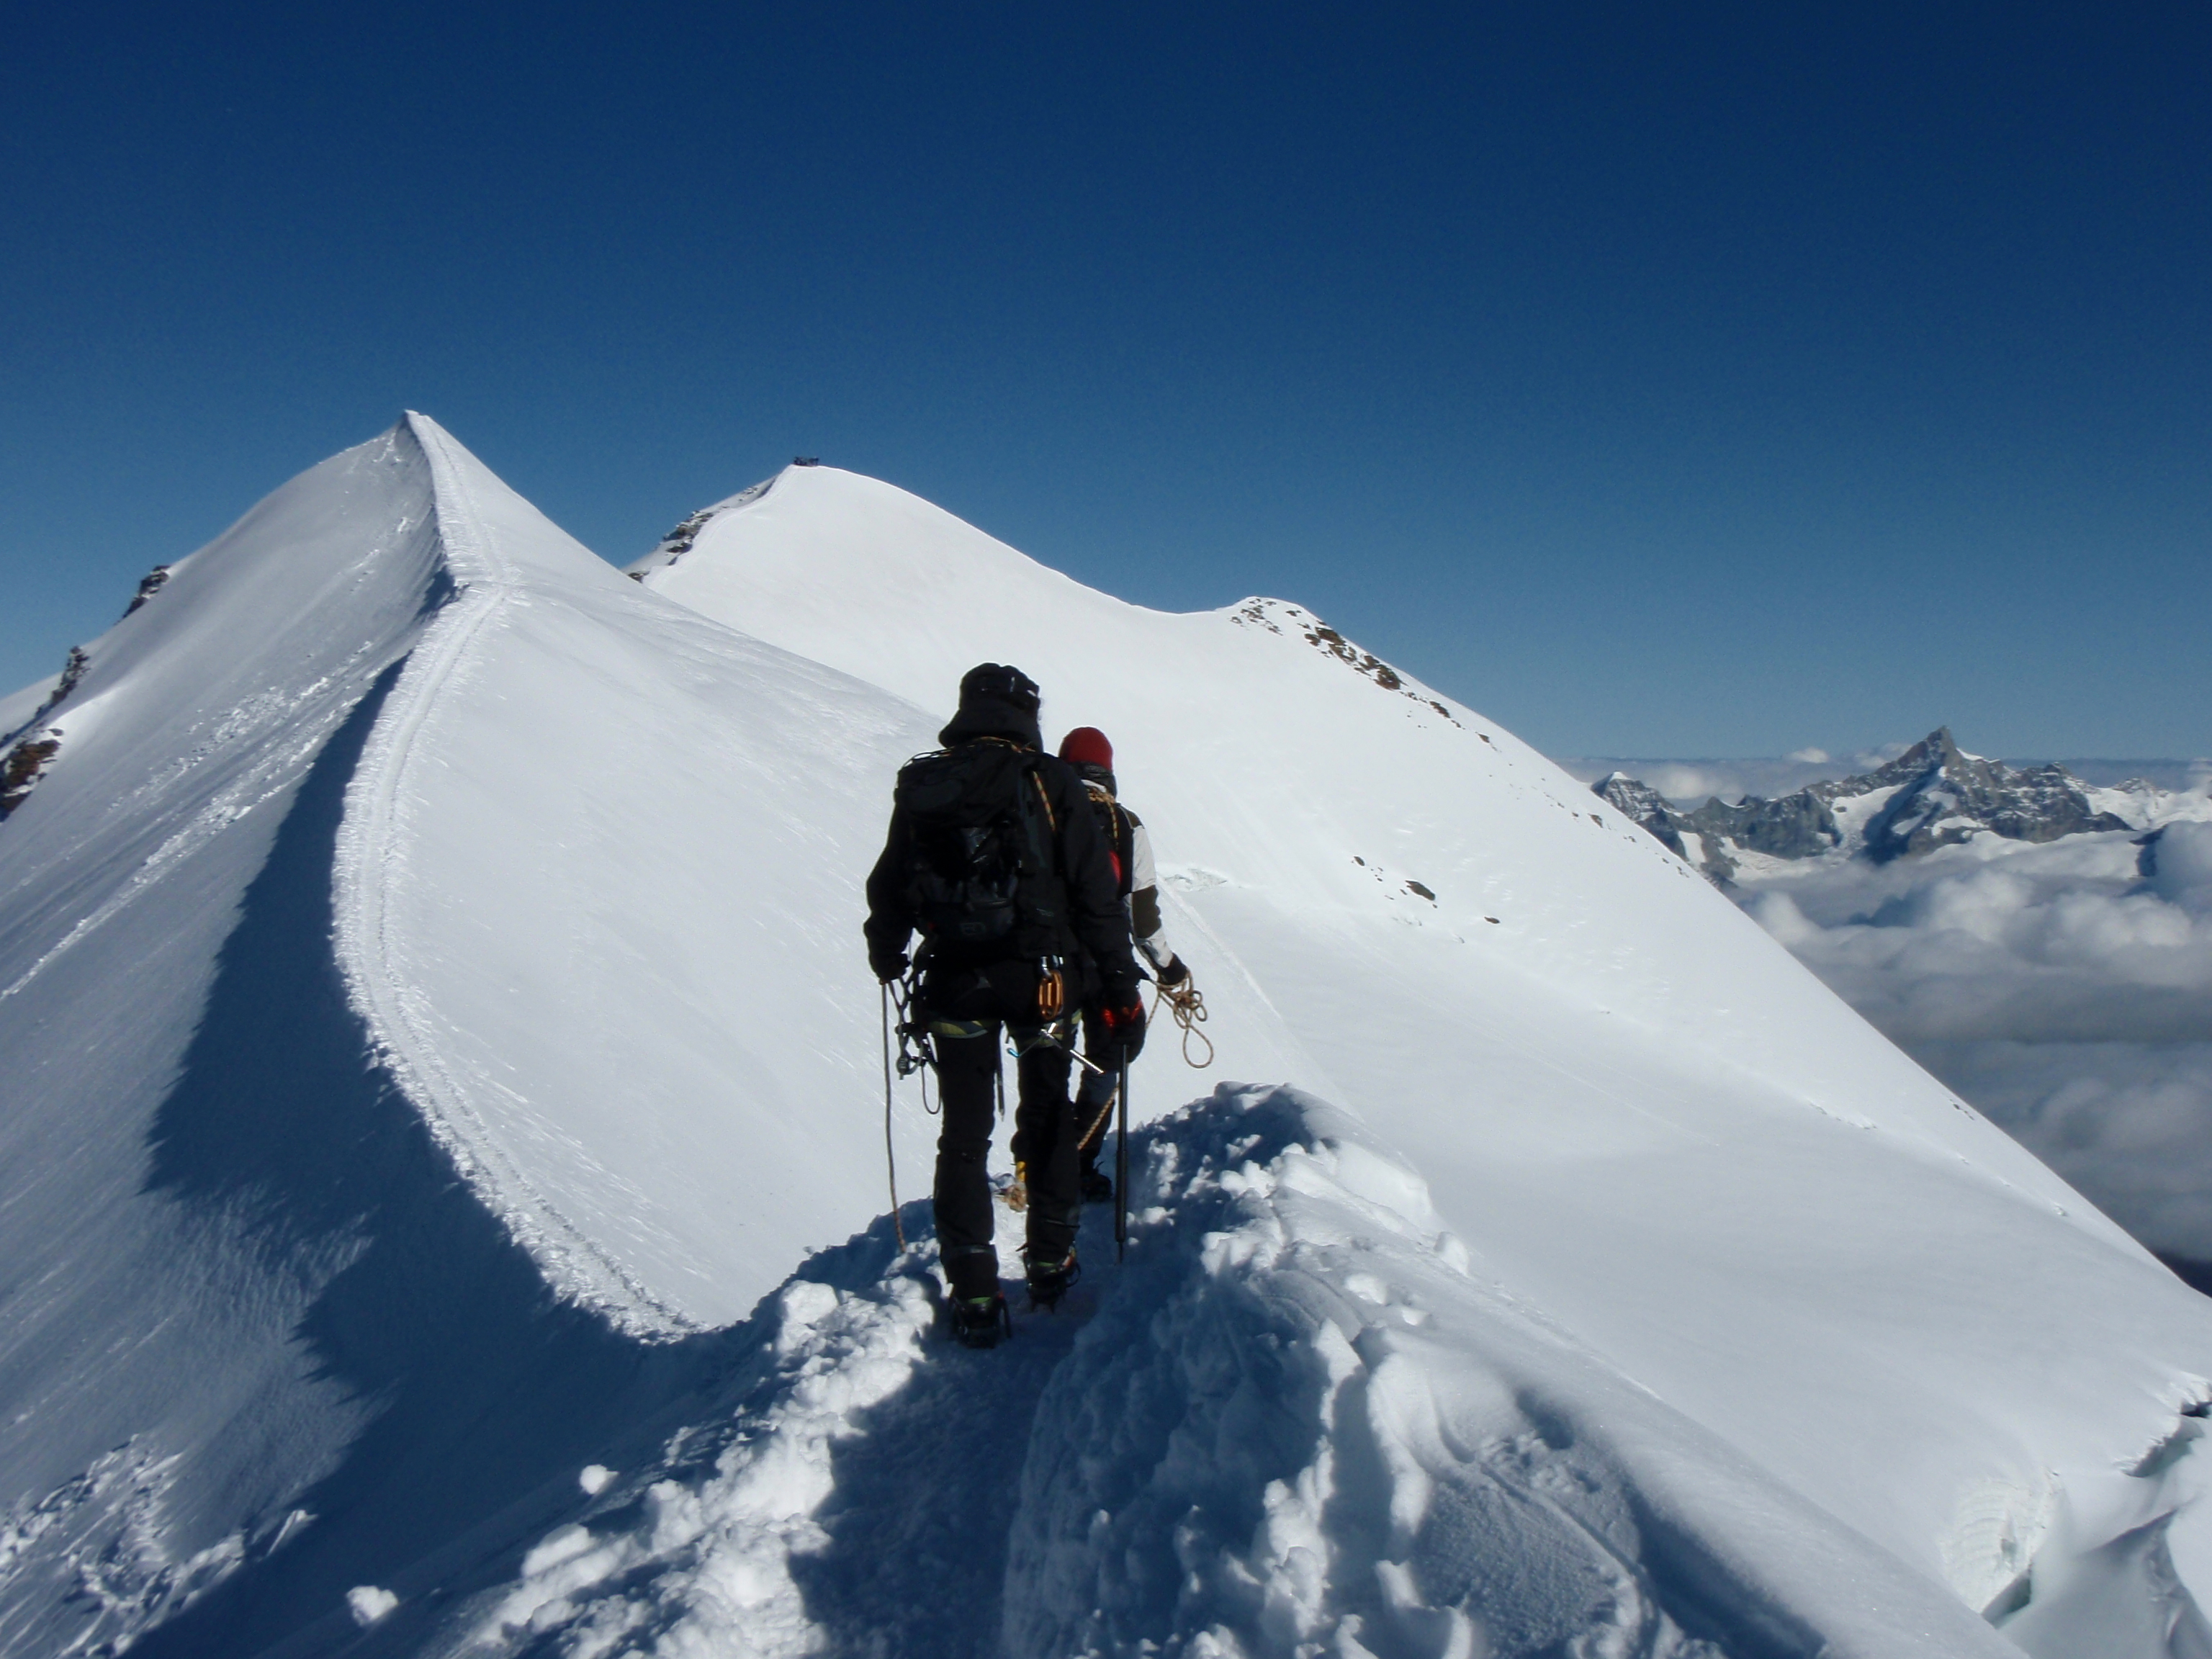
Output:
top-left (1130, 817), bottom-right (1158, 895)
top-left (1129, 819), bottom-right (1177, 971)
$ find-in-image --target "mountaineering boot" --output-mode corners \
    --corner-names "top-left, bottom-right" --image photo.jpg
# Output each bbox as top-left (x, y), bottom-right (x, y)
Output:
top-left (1079, 1161), bottom-right (1114, 1205)
top-left (951, 1292), bottom-right (1013, 1348)
top-left (1025, 1245), bottom-right (1081, 1310)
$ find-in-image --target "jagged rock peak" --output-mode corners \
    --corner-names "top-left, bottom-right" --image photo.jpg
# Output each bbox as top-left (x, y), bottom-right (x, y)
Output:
top-left (1596, 728), bottom-right (2133, 878)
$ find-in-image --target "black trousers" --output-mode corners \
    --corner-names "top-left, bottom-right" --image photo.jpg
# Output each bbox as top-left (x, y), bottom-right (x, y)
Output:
top-left (929, 1023), bottom-right (1086, 1299)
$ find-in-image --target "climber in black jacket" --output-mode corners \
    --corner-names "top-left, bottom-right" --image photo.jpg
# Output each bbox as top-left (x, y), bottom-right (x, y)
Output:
top-left (864, 663), bottom-right (1143, 1346)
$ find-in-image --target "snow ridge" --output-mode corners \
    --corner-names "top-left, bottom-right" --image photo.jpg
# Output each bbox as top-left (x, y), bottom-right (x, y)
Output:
top-left (332, 413), bottom-right (690, 1337)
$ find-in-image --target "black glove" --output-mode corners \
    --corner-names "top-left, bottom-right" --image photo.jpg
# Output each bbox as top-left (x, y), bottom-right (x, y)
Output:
top-left (1099, 998), bottom-right (1146, 1065)
top-left (1155, 954), bottom-right (1190, 988)
top-left (870, 947), bottom-right (909, 984)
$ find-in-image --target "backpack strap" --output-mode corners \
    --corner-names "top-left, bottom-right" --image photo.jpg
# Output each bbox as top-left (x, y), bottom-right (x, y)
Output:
top-left (1082, 782), bottom-right (1135, 895)
top-left (1012, 758), bottom-right (1059, 883)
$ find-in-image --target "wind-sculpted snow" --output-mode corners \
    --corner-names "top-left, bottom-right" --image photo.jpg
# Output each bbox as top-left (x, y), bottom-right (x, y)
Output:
top-left (466, 1087), bottom-right (2026, 1658)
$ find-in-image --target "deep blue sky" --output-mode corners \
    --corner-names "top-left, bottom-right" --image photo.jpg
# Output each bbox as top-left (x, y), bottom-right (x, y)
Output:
top-left (4, 2), bottom-right (2206, 758)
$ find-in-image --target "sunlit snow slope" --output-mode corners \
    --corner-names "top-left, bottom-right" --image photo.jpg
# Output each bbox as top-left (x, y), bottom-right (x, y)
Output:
top-left (639, 463), bottom-right (2212, 1640)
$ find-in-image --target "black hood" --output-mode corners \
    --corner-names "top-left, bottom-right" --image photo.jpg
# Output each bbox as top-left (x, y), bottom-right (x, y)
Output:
top-left (938, 696), bottom-right (1043, 750)
top-left (938, 662), bottom-right (1043, 750)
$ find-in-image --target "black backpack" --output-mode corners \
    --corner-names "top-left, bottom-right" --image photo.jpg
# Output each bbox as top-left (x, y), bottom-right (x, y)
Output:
top-left (895, 742), bottom-right (1070, 963)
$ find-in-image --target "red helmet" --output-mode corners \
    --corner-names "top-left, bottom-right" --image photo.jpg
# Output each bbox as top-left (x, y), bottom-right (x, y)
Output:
top-left (1058, 727), bottom-right (1113, 770)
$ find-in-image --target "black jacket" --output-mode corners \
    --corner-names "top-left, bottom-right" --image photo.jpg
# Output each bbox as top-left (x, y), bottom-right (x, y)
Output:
top-left (864, 730), bottom-right (1139, 1004)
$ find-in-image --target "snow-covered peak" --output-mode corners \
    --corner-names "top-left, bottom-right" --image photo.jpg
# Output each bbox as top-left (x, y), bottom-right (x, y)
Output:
top-left (631, 464), bottom-right (1157, 709)
top-left (636, 472), bottom-right (2064, 1186)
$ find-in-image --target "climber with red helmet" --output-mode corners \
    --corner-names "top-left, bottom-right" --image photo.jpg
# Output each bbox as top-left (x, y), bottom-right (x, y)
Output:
top-left (1029, 725), bottom-right (1189, 1204)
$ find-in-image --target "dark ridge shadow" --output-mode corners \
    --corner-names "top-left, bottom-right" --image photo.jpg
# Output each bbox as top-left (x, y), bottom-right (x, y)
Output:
top-left (2157, 1255), bottom-right (2212, 1298)
top-left (130, 663), bottom-right (748, 1659)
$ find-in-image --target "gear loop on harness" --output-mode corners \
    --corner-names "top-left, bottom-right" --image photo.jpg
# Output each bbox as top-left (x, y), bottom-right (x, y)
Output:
top-left (888, 972), bottom-right (942, 1115)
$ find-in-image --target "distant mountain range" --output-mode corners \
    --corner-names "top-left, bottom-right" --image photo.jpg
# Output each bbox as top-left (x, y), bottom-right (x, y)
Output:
top-left (1591, 727), bottom-right (2167, 881)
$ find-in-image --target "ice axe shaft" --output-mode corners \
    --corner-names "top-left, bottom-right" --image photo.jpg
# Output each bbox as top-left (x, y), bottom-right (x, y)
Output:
top-left (1115, 1056), bottom-right (1130, 1262)
top-left (881, 983), bottom-right (906, 1251)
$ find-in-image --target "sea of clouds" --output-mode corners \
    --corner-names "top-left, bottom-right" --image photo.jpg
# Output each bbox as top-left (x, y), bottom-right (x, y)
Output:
top-left (1740, 819), bottom-right (2212, 1262)
top-left (1556, 751), bottom-right (2212, 804)
top-left (1555, 747), bottom-right (1912, 805)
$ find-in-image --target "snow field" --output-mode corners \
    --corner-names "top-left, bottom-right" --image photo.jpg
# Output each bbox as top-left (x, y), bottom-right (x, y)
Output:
top-left (320, 423), bottom-right (1330, 1336)
top-left (470, 1269), bottom-right (941, 1657)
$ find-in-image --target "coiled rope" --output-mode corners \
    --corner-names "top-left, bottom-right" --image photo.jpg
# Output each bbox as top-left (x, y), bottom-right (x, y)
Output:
top-left (1149, 979), bottom-right (1214, 1069)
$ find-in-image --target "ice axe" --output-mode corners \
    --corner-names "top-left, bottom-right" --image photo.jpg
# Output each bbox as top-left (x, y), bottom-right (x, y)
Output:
top-left (1115, 1055), bottom-right (1130, 1263)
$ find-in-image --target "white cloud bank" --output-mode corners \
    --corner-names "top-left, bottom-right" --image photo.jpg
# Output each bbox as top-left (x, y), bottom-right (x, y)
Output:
top-left (1741, 819), bottom-right (2212, 1259)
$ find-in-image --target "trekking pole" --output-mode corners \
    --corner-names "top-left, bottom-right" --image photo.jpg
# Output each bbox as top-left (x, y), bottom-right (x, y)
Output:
top-left (1115, 1055), bottom-right (1130, 1262)
top-left (881, 983), bottom-right (907, 1251)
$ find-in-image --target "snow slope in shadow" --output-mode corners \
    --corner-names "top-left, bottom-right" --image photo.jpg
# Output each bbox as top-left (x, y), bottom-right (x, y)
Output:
top-left (0, 426), bottom-right (457, 1656)
top-left (0, 418), bottom-right (1002, 1653)
top-left (122, 667), bottom-right (742, 1659)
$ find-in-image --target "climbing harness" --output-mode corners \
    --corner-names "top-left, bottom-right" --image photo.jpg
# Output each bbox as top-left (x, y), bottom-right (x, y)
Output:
top-left (1013, 1017), bottom-right (1107, 1066)
top-left (881, 961), bottom-right (1208, 1264)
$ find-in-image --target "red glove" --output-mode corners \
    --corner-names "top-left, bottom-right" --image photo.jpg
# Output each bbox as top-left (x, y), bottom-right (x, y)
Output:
top-left (1100, 999), bottom-right (1146, 1064)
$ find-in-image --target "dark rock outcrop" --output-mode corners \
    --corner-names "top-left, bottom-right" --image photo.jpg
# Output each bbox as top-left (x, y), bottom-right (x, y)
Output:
top-left (1, 645), bottom-right (91, 819)
top-left (122, 565), bottom-right (171, 619)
